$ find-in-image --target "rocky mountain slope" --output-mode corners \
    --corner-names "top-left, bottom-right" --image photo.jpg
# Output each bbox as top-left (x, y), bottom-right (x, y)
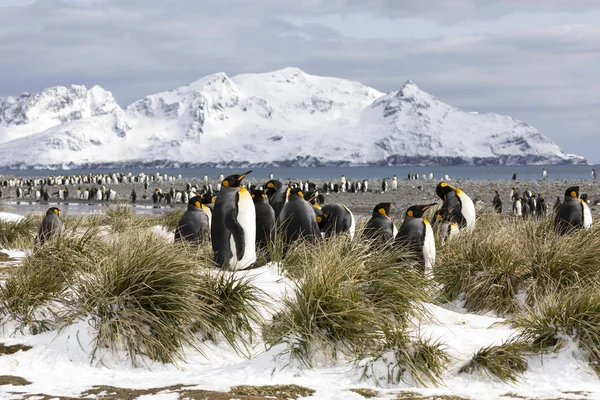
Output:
top-left (0, 68), bottom-right (584, 169)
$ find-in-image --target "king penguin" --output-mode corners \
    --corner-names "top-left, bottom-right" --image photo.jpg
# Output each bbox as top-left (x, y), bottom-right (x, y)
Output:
top-left (320, 203), bottom-right (356, 240)
top-left (265, 179), bottom-right (289, 220)
top-left (436, 182), bottom-right (476, 229)
top-left (252, 189), bottom-right (276, 258)
top-left (34, 207), bottom-right (63, 249)
top-left (175, 195), bottom-right (211, 246)
top-left (277, 187), bottom-right (322, 255)
top-left (492, 190), bottom-right (502, 214)
top-left (554, 186), bottom-right (592, 235)
top-left (211, 171), bottom-right (256, 270)
top-left (363, 202), bottom-right (397, 247)
top-left (395, 204), bottom-right (437, 275)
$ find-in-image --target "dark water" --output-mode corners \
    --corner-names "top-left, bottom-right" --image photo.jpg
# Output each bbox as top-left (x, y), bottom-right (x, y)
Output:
top-left (0, 165), bottom-right (598, 181)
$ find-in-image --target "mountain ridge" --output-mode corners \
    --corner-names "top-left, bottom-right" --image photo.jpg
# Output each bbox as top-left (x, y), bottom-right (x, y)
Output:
top-left (0, 68), bottom-right (585, 169)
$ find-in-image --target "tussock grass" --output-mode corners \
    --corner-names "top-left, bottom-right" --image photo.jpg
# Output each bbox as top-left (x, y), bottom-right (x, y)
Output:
top-left (0, 214), bottom-right (39, 249)
top-left (435, 212), bottom-right (600, 315)
top-left (159, 209), bottom-right (186, 232)
top-left (199, 271), bottom-right (268, 353)
top-left (459, 340), bottom-right (529, 383)
top-left (58, 233), bottom-right (217, 366)
top-left (510, 286), bottom-right (600, 374)
top-left (362, 329), bottom-right (450, 386)
top-left (0, 227), bottom-right (106, 334)
top-left (264, 234), bottom-right (433, 372)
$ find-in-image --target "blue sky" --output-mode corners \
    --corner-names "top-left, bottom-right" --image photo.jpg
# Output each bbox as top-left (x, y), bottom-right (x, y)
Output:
top-left (1, 0), bottom-right (599, 161)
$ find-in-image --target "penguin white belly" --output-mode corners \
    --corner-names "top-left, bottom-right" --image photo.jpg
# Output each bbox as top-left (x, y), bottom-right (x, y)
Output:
top-left (229, 187), bottom-right (256, 270)
top-left (457, 190), bottom-right (476, 229)
top-left (422, 220), bottom-right (436, 276)
top-left (202, 205), bottom-right (213, 232)
top-left (343, 205), bottom-right (356, 241)
top-left (582, 200), bottom-right (593, 229)
top-left (392, 222), bottom-right (398, 238)
top-left (515, 200), bottom-right (522, 216)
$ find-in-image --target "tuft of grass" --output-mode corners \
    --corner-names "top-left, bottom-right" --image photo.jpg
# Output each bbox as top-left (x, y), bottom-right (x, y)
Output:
top-left (435, 212), bottom-right (600, 315)
top-left (57, 233), bottom-right (218, 366)
top-left (349, 388), bottom-right (380, 398)
top-left (510, 286), bottom-right (600, 374)
top-left (0, 227), bottom-right (107, 334)
top-left (361, 329), bottom-right (450, 387)
top-left (198, 271), bottom-right (268, 354)
top-left (0, 214), bottom-right (39, 249)
top-left (459, 340), bottom-right (529, 383)
top-left (264, 234), bottom-right (431, 368)
top-left (159, 209), bottom-right (185, 232)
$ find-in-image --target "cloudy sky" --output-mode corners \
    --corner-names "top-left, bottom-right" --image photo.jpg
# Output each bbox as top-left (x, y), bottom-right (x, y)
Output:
top-left (1, 0), bottom-right (599, 161)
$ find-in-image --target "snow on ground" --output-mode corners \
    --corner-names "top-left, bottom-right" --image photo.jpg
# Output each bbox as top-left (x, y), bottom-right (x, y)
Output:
top-left (0, 258), bottom-right (598, 399)
top-left (0, 212), bottom-right (24, 223)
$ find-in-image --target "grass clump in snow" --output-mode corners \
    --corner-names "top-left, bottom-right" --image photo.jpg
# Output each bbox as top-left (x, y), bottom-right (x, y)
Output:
top-left (459, 340), bottom-right (529, 383)
top-left (510, 286), bottom-right (600, 375)
top-left (264, 234), bottom-right (433, 375)
top-left (58, 232), bottom-right (217, 366)
top-left (361, 329), bottom-right (450, 387)
top-left (198, 270), bottom-right (268, 353)
top-left (0, 214), bottom-right (39, 249)
top-left (0, 227), bottom-right (106, 334)
top-left (435, 212), bottom-right (600, 315)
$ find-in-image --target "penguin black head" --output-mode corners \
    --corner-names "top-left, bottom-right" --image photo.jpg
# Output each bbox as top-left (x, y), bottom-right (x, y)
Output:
top-left (436, 182), bottom-right (454, 200)
top-left (201, 192), bottom-right (214, 204)
top-left (47, 207), bottom-right (60, 216)
top-left (581, 193), bottom-right (589, 203)
top-left (222, 171), bottom-right (252, 188)
top-left (564, 186), bottom-right (580, 199)
top-left (251, 189), bottom-right (268, 203)
top-left (288, 187), bottom-right (306, 200)
top-left (373, 202), bottom-right (392, 217)
top-left (265, 179), bottom-right (283, 191)
top-left (405, 203), bottom-right (437, 219)
top-left (188, 195), bottom-right (203, 208)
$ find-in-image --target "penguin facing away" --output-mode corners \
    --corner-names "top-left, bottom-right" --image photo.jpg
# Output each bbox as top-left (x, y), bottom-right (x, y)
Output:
top-left (252, 189), bottom-right (276, 258)
top-left (363, 202), bottom-right (397, 247)
top-left (395, 204), bottom-right (437, 275)
top-left (492, 190), bottom-right (502, 214)
top-left (320, 203), bottom-right (356, 240)
top-left (265, 180), bottom-right (289, 220)
top-left (211, 171), bottom-right (256, 270)
top-left (278, 188), bottom-right (322, 254)
top-left (175, 195), bottom-right (211, 246)
top-left (35, 207), bottom-right (63, 249)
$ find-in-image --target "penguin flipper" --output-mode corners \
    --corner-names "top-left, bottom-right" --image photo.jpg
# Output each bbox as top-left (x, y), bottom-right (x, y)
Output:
top-left (224, 210), bottom-right (245, 260)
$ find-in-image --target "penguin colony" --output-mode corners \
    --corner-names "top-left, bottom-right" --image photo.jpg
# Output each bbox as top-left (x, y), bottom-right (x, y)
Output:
top-left (32, 170), bottom-right (594, 274)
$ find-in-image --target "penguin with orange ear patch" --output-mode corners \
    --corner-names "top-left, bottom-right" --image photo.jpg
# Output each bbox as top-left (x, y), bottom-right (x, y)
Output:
top-left (396, 204), bottom-right (437, 275)
top-left (212, 171), bottom-right (256, 270)
top-left (35, 207), bottom-right (63, 249)
top-left (175, 195), bottom-right (211, 246)
top-left (555, 186), bottom-right (592, 235)
top-left (363, 202), bottom-right (397, 247)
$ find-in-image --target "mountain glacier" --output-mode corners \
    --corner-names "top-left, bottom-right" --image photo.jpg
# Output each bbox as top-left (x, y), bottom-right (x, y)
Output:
top-left (0, 67), bottom-right (584, 169)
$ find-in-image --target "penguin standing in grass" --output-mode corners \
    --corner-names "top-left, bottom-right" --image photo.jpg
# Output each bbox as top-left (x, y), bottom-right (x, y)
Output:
top-left (436, 182), bottom-right (476, 229)
top-left (265, 180), bottom-right (288, 220)
top-left (34, 207), bottom-right (63, 249)
top-left (363, 203), bottom-right (397, 247)
top-left (212, 171), bottom-right (256, 270)
top-left (277, 188), bottom-right (321, 255)
top-left (175, 195), bottom-right (211, 246)
top-left (395, 204), bottom-right (436, 275)
top-left (252, 189), bottom-right (276, 258)
top-left (492, 190), bottom-right (502, 213)
top-left (554, 186), bottom-right (592, 235)
top-left (320, 203), bottom-right (356, 240)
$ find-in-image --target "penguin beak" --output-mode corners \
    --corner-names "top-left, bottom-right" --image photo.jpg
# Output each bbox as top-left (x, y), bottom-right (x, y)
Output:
top-left (237, 171), bottom-right (252, 181)
top-left (422, 203), bottom-right (437, 211)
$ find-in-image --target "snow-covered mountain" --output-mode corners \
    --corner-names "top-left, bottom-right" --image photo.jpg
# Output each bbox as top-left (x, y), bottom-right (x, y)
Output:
top-left (0, 68), bottom-right (584, 169)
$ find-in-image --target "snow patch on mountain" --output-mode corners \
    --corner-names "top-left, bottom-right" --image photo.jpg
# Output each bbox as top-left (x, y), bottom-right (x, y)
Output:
top-left (0, 68), bottom-right (585, 169)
